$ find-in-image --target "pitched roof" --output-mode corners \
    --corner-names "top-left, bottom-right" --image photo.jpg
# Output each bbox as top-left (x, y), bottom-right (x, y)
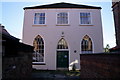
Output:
top-left (24, 2), bottom-right (101, 10)
top-left (0, 25), bottom-right (19, 41)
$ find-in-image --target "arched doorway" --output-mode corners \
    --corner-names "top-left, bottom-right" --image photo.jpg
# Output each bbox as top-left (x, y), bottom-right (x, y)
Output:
top-left (56, 38), bottom-right (69, 68)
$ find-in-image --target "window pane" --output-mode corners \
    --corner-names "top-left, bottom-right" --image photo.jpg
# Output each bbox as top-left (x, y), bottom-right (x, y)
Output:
top-left (33, 35), bottom-right (44, 62)
top-left (34, 13), bottom-right (45, 24)
top-left (81, 35), bottom-right (92, 53)
top-left (80, 12), bottom-right (91, 25)
top-left (57, 38), bottom-right (68, 49)
top-left (57, 12), bottom-right (68, 24)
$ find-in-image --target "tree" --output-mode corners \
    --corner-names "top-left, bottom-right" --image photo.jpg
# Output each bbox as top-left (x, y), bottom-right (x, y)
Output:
top-left (104, 44), bottom-right (110, 52)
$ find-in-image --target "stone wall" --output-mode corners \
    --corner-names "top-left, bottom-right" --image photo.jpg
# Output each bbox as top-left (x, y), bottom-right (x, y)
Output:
top-left (80, 53), bottom-right (120, 79)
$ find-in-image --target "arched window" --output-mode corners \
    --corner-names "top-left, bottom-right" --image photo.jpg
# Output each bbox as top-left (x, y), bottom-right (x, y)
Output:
top-left (33, 35), bottom-right (44, 62)
top-left (81, 35), bottom-right (92, 53)
top-left (57, 38), bottom-right (68, 49)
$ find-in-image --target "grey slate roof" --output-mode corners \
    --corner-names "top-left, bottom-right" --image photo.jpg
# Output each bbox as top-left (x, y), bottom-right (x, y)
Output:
top-left (24, 2), bottom-right (101, 10)
top-left (0, 25), bottom-right (19, 41)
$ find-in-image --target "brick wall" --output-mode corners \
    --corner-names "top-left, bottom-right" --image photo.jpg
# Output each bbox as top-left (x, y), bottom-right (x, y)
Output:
top-left (80, 53), bottom-right (120, 79)
top-left (112, 1), bottom-right (120, 47)
top-left (2, 43), bottom-right (33, 79)
top-left (2, 52), bottom-right (32, 79)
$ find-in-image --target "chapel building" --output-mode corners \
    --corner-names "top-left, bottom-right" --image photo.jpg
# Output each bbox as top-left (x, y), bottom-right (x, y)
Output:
top-left (22, 2), bottom-right (103, 70)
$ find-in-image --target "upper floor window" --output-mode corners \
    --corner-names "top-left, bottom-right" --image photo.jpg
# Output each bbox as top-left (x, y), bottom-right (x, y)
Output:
top-left (34, 13), bottom-right (45, 24)
top-left (80, 12), bottom-right (91, 25)
top-left (57, 12), bottom-right (68, 25)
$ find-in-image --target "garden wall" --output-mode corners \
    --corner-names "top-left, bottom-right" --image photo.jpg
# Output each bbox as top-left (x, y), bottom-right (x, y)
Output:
top-left (80, 53), bottom-right (120, 79)
top-left (2, 43), bottom-right (33, 79)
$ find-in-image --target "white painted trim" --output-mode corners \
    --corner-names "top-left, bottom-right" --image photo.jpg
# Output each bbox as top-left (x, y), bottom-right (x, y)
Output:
top-left (79, 12), bottom-right (93, 25)
top-left (56, 12), bottom-right (69, 25)
top-left (33, 12), bottom-right (47, 25)
top-left (32, 35), bottom-right (46, 64)
top-left (80, 34), bottom-right (94, 54)
top-left (56, 37), bottom-right (70, 69)
top-left (56, 49), bottom-right (69, 51)
top-left (90, 12), bottom-right (93, 25)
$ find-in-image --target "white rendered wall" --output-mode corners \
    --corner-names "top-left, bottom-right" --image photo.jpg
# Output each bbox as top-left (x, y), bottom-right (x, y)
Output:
top-left (22, 8), bottom-right (103, 70)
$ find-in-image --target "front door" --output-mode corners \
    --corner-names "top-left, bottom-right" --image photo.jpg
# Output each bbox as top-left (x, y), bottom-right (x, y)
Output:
top-left (57, 51), bottom-right (69, 68)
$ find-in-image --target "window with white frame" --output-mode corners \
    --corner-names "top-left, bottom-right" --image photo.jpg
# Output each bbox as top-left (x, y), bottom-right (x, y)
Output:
top-left (80, 12), bottom-right (91, 25)
top-left (34, 13), bottom-right (45, 24)
top-left (81, 35), bottom-right (93, 53)
top-left (57, 12), bottom-right (68, 24)
top-left (57, 38), bottom-right (68, 49)
top-left (33, 35), bottom-right (44, 62)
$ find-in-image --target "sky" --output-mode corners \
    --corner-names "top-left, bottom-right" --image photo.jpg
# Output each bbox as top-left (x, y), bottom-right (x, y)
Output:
top-left (0, 0), bottom-right (116, 48)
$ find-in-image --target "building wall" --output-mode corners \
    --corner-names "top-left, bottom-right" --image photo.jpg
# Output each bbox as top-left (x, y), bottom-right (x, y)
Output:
top-left (22, 8), bottom-right (103, 70)
top-left (112, 1), bottom-right (120, 47)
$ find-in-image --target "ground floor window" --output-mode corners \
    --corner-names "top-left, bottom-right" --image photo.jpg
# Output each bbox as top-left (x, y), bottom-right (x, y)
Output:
top-left (33, 35), bottom-right (44, 62)
top-left (81, 35), bottom-right (92, 53)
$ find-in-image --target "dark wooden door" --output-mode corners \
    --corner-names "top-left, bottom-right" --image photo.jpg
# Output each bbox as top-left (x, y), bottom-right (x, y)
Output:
top-left (57, 51), bottom-right (69, 68)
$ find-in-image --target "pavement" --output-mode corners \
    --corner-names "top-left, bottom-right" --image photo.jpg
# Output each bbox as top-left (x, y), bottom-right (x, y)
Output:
top-left (31, 70), bottom-right (80, 80)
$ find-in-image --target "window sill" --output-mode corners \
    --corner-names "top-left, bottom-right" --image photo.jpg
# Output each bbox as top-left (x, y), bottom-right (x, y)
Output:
top-left (79, 24), bottom-right (94, 26)
top-left (56, 24), bottom-right (70, 26)
top-left (32, 24), bottom-right (47, 26)
top-left (32, 62), bottom-right (46, 65)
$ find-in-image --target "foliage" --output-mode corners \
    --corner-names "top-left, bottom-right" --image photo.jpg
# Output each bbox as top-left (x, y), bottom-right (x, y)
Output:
top-left (104, 44), bottom-right (110, 52)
